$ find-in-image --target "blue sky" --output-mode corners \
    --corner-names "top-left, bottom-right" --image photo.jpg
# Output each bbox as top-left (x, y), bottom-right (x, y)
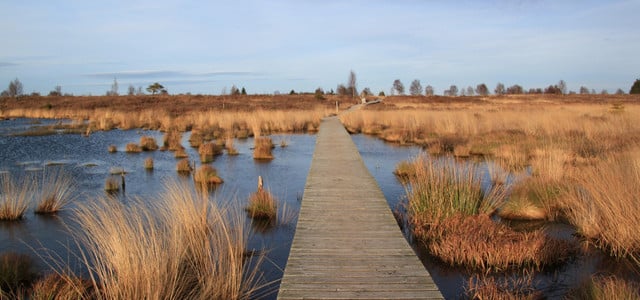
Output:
top-left (1, 0), bottom-right (639, 95)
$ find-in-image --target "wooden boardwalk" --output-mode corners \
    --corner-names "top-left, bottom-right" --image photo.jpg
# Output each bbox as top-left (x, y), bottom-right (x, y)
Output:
top-left (277, 117), bottom-right (443, 299)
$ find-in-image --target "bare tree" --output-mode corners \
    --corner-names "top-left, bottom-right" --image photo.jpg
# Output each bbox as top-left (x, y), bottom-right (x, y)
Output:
top-left (615, 88), bottom-right (625, 95)
top-left (337, 84), bottom-right (349, 96)
top-left (128, 84), bottom-right (136, 96)
top-left (137, 86), bottom-right (144, 95)
top-left (601, 89), bottom-right (609, 95)
top-left (475, 83), bottom-right (489, 96)
top-left (494, 82), bottom-right (505, 95)
top-left (506, 84), bottom-right (523, 94)
top-left (348, 70), bottom-right (357, 99)
top-left (409, 79), bottom-right (423, 96)
top-left (106, 78), bottom-right (119, 96)
top-left (362, 87), bottom-right (372, 96)
top-left (5, 78), bottom-right (24, 97)
top-left (579, 86), bottom-right (590, 94)
top-left (448, 85), bottom-right (458, 96)
top-left (466, 86), bottom-right (474, 96)
top-left (424, 85), bottom-right (434, 96)
top-left (49, 85), bottom-right (62, 96)
top-left (392, 79), bottom-right (405, 95)
top-left (558, 80), bottom-right (567, 95)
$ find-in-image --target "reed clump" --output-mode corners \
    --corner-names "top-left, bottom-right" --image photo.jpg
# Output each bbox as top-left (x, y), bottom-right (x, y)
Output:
top-left (104, 176), bottom-right (120, 192)
top-left (139, 135), bottom-right (159, 151)
top-left (69, 180), bottom-right (262, 299)
top-left (144, 157), bottom-right (154, 170)
top-left (226, 137), bottom-right (239, 155)
top-left (0, 252), bottom-right (37, 296)
top-left (467, 273), bottom-right (540, 300)
top-left (246, 189), bottom-right (277, 220)
top-left (30, 273), bottom-right (93, 299)
top-left (35, 168), bottom-right (76, 214)
top-left (406, 155), bottom-right (506, 224)
top-left (125, 143), bottom-right (142, 153)
top-left (0, 174), bottom-right (32, 221)
top-left (198, 142), bottom-right (223, 163)
top-left (162, 130), bottom-right (183, 151)
top-left (567, 275), bottom-right (640, 300)
top-left (253, 137), bottom-right (274, 160)
top-left (561, 150), bottom-right (640, 262)
top-left (174, 147), bottom-right (188, 158)
top-left (194, 165), bottom-right (223, 186)
top-left (176, 159), bottom-right (192, 173)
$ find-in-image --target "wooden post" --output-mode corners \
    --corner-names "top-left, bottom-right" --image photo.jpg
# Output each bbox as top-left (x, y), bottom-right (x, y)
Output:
top-left (257, 175), bottom-right (263, 192)
top-left (120, 172), bottom-right (126, 192)
top-left (335, 101), bottom-right (339, 114)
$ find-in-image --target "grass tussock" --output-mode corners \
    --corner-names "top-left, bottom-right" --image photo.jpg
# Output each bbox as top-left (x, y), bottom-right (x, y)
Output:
top-left (561, 150), bottom-right (640, 261)
top-left (467, 273), bottom-right (540, 300)
top-left (198, 142), bottom-right (223, 163)
top-left (35, 168), bottom-right (76, 214)
top-left (30, 273), bottom-right (93, 299)
top-left (246, 189), bottom-right (277, 220)
top-left (162, 130), bottom-right (183, 151)
top-left (125, 143), bottom-right (141, 153)
top-left (104, 176), bottom-right (120, 192)
top-left (176, 159), bottom-right (193, 173)
top-left (194, 165), bottom-right (223, 186)
top-left (0, 174), bottom-right (32, 221)
top-left (423, 214), bottom-right (576, 271)
top-left (107, 145), bottom-right (117, 153)
top-left (226, 137), bottom-right (239, 155)
top-left (0, 252), bottom-right (37, 296)
top-left (406, 155), bottom-right (506, 224)
top-left (69, 180), bottom-right (263, 299)
top-left (568, 275), bottom-right (640, 300)
top-left (253, 137), bottom-right (274, 160)
top-left (144, 157), bottom-right (154, 170)
top-left (139, 135), bottom-right (158, 151)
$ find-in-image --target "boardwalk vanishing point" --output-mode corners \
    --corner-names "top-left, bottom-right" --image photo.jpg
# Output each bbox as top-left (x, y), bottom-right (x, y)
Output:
top-left (277, 116), bottom-right (443, 299)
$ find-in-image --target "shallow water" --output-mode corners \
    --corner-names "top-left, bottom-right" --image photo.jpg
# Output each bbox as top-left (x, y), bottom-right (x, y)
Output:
top-left (1, 119), bottom-right (638, 299)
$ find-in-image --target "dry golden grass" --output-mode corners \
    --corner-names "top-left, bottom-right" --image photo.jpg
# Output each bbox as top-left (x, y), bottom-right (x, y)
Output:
top-left (198, 142), bottom-right (223, 163)
top-left (467, 273), bottom-right (540, 300)
top-left (139, 136), bottom-right (158, 151)
top-left (246, 189), bottom-right (277, 220)
top-left (68, 180), bottom-right (263, 299)
top-left (406, 155), bottom-right (506, 224)
top-left (561, 149), bottom-right (640, 262)
top-left (107, 145), bottom-right (117, 153)
top-left (174, 148), bottom-right (188, 158)
top-left (176, 159), bottom-right (192, 173)
top-left (125, 143), bottom-right (141, 153)
top-left (144, 157), bottom-right (154, 170)
top-left (35, 168), bottom-right (76, 214)
top-left (30, 273), bottom-right (92, 300)
top-left (0, 174), bottom-right (32, 221)
top-left (568, 275), bottom-right (640, 300)
top-left (0, 252), bottom-right (37, 296)
top-left (253, 137), bottom-right (274, 160)
top-left (225, 137), bottom-right (239, 155)
top-left (162, 130), bottom-right (183, 151)
top-left (194, 165), bottom-right (223, 186)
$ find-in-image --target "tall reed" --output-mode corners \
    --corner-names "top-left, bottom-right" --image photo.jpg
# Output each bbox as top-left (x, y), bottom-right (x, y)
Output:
top-left (561, 149), bottom-right (640, 262)
top-left (35, 168), bottom-right (76, 214)
top-left (70, 180), bottom-right (263, 299)
top-left (406, 155), bottom-right (505, 227)
top-left (0, 174), bottom-right (32, 221)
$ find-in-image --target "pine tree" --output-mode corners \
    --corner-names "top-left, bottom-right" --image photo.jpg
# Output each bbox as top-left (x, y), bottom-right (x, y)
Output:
top-left (630, 79), bottom-right (640, 94)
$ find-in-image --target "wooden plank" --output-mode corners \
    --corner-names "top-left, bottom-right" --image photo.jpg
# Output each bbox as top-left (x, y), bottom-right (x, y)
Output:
top-left (277, 117), bottom-right (443, 299)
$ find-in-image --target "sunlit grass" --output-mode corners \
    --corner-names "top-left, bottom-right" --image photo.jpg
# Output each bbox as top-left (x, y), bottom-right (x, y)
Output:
top-left (0, 174), bottom-right (32, 221)
top-left (35, 168), bottom-right (76, 214)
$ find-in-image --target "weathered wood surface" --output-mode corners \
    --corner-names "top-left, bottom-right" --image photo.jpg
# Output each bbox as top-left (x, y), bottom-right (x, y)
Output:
top-left (277, 117), bottom-right (443, 299)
